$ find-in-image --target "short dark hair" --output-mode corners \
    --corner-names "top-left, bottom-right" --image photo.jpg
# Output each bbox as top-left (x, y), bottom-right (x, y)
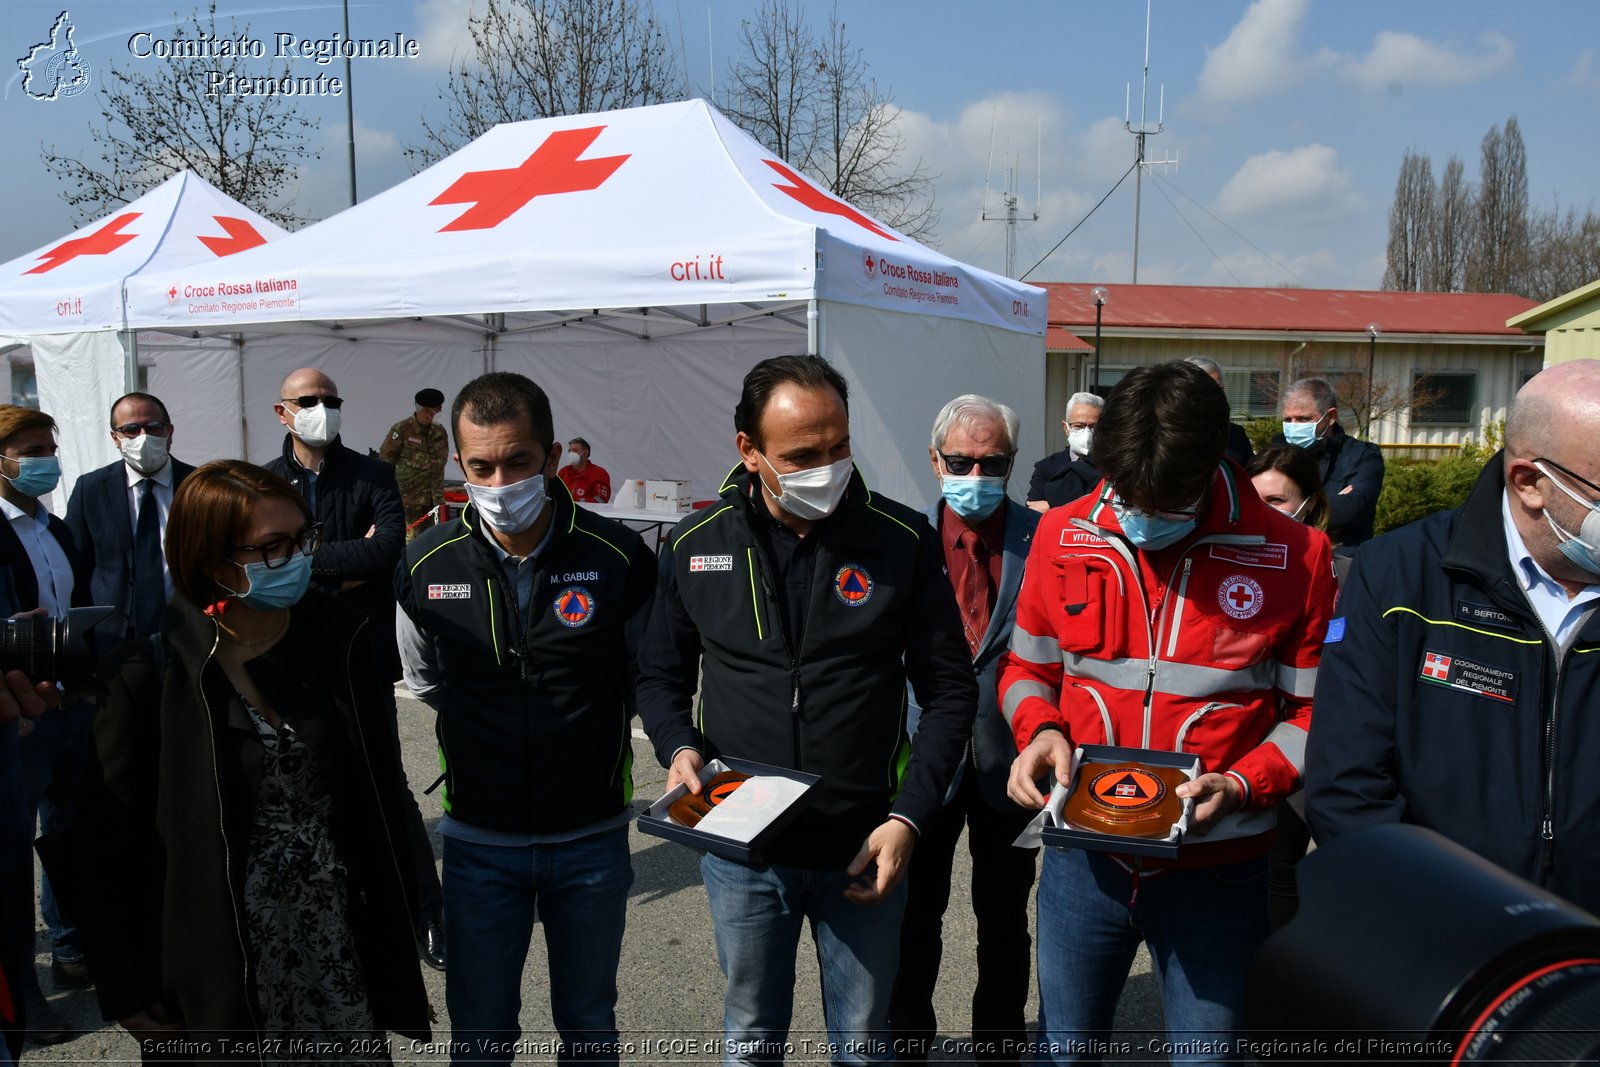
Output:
top-left (1095, 361), bottom-right (1230, 511)
top-left (734, 355), bottom-right (849, 447)
top-left (1245, 444), bottom-right (1330, 532)
top-left (453, 372), bottom-right (554, 450)
top-left (569, 437), bottom-right (590, 453)
top-left (110, 392), bottom-right (171, 427)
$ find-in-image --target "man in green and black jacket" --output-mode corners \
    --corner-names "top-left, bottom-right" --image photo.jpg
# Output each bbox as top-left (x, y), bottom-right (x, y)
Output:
top-left (395, 372), bottom-right (655, 1067)
top-left (637, 354), bottom-right (977, 1064)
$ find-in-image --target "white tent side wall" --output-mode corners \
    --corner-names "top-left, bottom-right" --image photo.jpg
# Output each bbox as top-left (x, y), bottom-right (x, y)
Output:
top-left (493, 317), bottom-right (805, 501)
top-left (32, 330), bottom-right (126, 500)
top-left (821, 301), bottom-right (1046, 511)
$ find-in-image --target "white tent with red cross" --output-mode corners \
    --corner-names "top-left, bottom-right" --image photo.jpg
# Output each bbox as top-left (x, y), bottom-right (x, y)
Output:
top-left (0, 170), bottom-right (290, 500)
top-left (118, 99), bottom-right (1048, 507)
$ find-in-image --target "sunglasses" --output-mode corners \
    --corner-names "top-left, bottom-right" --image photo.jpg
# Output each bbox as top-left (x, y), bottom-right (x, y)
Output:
top-left (113, 420), bottom-right (169, 437)
top-left (940, 452), bottom-right (1014, 478)
top-left (280, 395), bottom-right (344, 409)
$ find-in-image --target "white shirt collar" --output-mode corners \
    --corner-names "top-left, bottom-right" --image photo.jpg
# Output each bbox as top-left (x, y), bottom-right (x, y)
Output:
top-left (0, 493), bottom-right (45, 523)
top-left (124, 458), bottom-right (175, 489)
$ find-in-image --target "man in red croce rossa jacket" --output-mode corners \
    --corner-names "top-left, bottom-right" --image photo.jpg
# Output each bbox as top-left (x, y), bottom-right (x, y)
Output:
top-left (1001, 361), bottom-right (1335, 1065)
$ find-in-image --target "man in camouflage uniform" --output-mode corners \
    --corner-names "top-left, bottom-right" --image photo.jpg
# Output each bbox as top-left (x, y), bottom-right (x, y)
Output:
top-left (381, 388), bottom-right (449, 540)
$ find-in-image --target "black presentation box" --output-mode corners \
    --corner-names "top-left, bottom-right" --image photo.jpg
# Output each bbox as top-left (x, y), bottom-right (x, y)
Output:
top-left (637, 756), bottom-right (821, 864)
top-left (1039, 744), bottom-right (1200, 860)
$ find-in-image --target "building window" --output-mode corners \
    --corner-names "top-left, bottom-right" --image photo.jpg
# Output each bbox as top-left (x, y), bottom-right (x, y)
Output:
top-left (1221, 369), bottom-right (1282, 418)
top-left (1412, 372), bottom-right (1476, 425)
top-left (1091, 366), bottom-right (1130, 394)
top-left (9, 363), bottom-right (38, 409)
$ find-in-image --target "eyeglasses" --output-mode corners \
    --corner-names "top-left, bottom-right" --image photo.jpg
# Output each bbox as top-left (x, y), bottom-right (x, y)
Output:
top-left (280, 395), bottom-right (344, 409)
top-left (1066, 421), bottom-right (1096, 432)
top-left (939, 452), bottom-right (1014, 478)
top-left (113, 420), bottom-right (169, 438)
top-left (230, 524), bottom-right (322, 569)
top-left (1535, 458), bottom-right (1600, 500)
top-left (1111, 494), bottom-right (1203, 523)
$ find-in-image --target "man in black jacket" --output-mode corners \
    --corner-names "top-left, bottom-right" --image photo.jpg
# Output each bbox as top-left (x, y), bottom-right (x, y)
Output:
top-left (1275, 376), bottom-right (1385, 546)
top-left (396, 372), bottom-right (656, 1067)
top-left (1308, 359), bottom-right (1600, 914)
top-left (263, 368), bottom-right (446, 970)
top-left (638, 355), bottom-right (977, 1064)
top-left (0, 405), bottom-right (89, 1047)
top-left (1026, 392), bottom-right (1101, 512)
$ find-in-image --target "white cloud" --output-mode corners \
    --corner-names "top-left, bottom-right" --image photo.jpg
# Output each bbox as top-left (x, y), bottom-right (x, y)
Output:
top-left (292, 121), bottom-right (409, 224)
top-left (1567, 50), bottom-right (1600, 89)
top-left (1195, 0), bottom-right (1311, 104)
top-left (1215, 144), bottom-right (1360, 221)
top-left (1329, 30), bottom-right (1514, 91)
top-left (413, 0), bottom-right (484, 70)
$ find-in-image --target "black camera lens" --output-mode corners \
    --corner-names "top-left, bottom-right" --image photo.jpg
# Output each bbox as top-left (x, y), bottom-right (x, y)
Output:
top-left (0, 606), bottom-right (114, 690)
top-left (1248, 823), bottom-right (1600, 1063)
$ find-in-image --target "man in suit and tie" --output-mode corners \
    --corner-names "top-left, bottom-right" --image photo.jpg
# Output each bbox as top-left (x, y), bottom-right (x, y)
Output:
top-left (65, 392), bottom-right (194, 655)
top-left (889, 395), bottom-right (1041, 1065)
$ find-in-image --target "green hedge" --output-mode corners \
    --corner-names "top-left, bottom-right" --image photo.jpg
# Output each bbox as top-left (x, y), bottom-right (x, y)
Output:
top-left (1372, 424), bottom-right (1502, 536)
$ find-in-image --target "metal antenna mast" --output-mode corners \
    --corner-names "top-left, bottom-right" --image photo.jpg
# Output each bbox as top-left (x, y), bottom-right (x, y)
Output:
top-left (1124, 0), bottom-right (1176, 283)
top-left (982, 115), bottom-right (1042, 279)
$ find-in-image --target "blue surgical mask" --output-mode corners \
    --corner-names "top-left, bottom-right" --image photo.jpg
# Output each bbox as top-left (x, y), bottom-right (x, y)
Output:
top-left (1112, 499), bottom-right (1198, 551)
top-left (941, 474), bottom-right (1007, 520)
top-left (1, 455), bottom-right (61, 498)
top-left (226, 553), bottom-right (314, 610)
top-left (1537, 462), bottom-right (1600, 578)
top-left (1282, 419), bottom-right (1321, 448)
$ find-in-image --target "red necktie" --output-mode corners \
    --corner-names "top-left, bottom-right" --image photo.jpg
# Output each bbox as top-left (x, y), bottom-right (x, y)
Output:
top-left (958, 528), bottom-right (992, 655)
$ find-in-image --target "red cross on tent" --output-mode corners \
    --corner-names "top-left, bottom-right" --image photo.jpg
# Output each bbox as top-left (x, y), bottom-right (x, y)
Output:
top-left (430, 126), bottom-right (632, 232)
top-left (198, 215), bottom-right (268, 257)
top-left (764, 160), bottom-right (898, 242)
top-left (26, 213), bottom-right (143, 274)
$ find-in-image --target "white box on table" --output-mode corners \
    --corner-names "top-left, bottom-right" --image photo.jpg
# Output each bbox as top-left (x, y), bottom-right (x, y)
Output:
top-left (645, 479), bottom-right (692, 513)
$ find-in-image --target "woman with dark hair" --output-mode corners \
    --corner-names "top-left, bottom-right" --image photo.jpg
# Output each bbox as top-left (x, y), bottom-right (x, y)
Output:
top-left (44, 460), bottom-right (429, 1062)
top-left (1245, 444), bottom-right (1331, 534)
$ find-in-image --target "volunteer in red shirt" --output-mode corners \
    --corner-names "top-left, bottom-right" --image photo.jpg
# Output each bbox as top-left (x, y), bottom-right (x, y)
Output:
top-left (557, 437), bottom-right (612, 504)
top-left (1000, 361), bottom-right (1335, 1065)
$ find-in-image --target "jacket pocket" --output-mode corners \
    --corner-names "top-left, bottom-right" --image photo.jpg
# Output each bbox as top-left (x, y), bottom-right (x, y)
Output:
top-left (1050, 554), bottom-right (1127, 656)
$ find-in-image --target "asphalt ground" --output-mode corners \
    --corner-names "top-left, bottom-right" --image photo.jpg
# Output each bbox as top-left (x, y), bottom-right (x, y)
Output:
top-left (22, 690), bottom-right (1165, 1064)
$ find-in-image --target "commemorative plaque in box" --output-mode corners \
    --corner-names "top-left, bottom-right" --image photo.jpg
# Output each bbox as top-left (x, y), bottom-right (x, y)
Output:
top-left (1040, 744), bottom-right (1201, 859)
top-left (638, 757), bottom-right (820, 864)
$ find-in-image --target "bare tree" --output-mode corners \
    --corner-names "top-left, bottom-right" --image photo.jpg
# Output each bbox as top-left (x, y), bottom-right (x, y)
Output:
top-left (1381, 150), bottom-right (1434, 292)
top-left (39, 3), bottom-right (318, 227)
top-left (1523, 203), bottom-right (1600, 302)
top-left (1424, 154), bottom-right (1471, 292)
top-left (408, 0), bottom-right (686, 170)
top-left (722, 1), bottom-right (938, 240)
top-left (1464, 115), bottom-right (1529, 293)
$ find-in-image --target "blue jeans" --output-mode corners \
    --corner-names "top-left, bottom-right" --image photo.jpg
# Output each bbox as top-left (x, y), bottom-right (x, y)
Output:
top-left (700, 853), bottom-right (908, 1067)
top-left (442, 827), bottom-right (632, 1066)
top-left (1034, 847), bottom-right (1268, 1066)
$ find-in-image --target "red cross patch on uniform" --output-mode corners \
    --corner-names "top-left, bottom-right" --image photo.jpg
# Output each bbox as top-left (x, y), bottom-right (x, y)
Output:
top-left (1218, 574), bottom-right (1264, 620)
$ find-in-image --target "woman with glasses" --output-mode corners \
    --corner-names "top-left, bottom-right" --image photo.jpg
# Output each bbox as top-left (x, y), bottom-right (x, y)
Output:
top-left (44, 460), bottom-right (429, 1062)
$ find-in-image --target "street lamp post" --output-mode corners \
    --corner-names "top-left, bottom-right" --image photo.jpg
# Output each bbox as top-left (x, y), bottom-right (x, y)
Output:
top-left (1365, 322), bottom-right (1381, 436)
top-left (1092, 286), bottom-right (1109, 392)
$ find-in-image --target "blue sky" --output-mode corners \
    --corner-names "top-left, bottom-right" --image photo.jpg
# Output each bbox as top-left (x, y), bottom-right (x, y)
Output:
top-left (3, 0), bottom-right (1596, 290)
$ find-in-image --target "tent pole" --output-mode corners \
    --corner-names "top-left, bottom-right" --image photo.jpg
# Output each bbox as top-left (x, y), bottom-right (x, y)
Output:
top-left (121, 329), bottom-right (139, 393)
top-left (808, 299), bottom-right (821, 356)
top-left (235, 335), bottom-right (249, 459)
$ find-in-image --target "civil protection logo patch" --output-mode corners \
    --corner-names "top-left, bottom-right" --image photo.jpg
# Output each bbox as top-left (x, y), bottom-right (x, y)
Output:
top-left (1087, 767), bottom-right (1167, 813)
top-left (553, 585), bottom-right (596, 628)
top-left (833, 564), bottom-right (873, 607)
